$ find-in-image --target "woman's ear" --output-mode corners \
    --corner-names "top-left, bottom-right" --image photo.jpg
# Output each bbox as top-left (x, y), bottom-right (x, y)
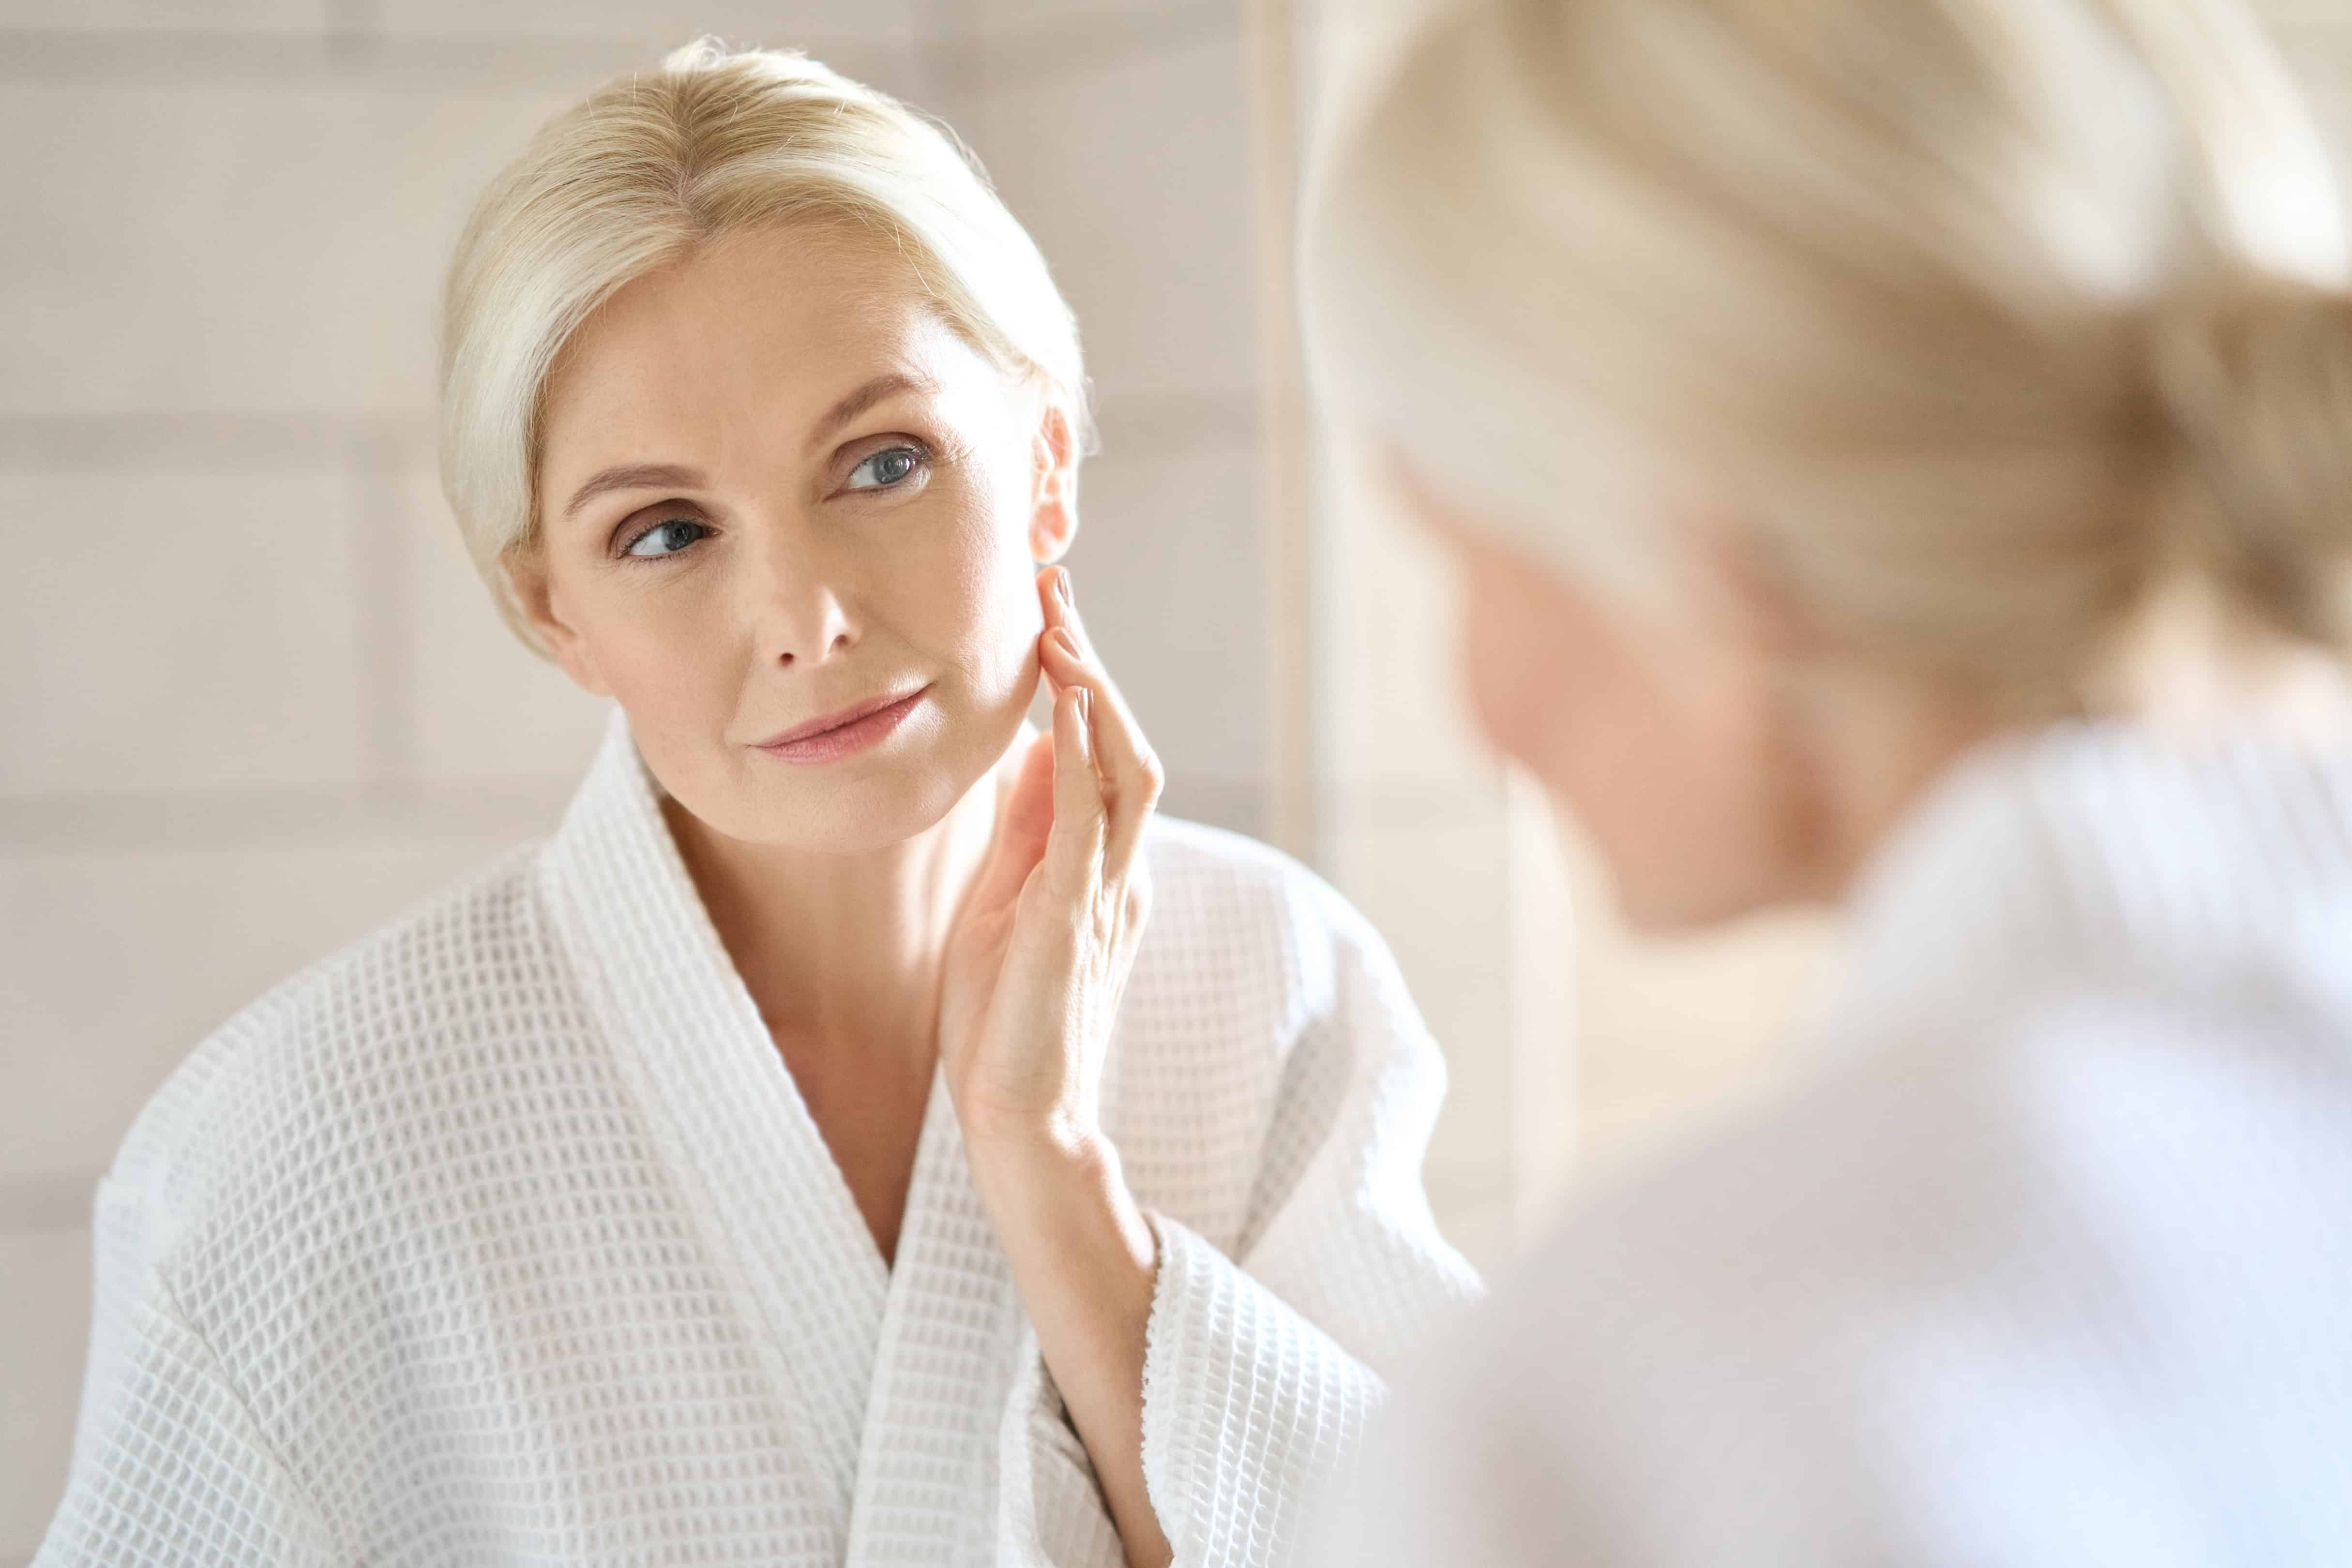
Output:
top-left (1028, 397), bottom-right (1081, 564)
top-left (506, 545), bottom-right (613, 697)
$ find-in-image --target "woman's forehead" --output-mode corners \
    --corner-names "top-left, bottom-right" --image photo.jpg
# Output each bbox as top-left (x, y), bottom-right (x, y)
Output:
top-left (538, 229), bottom-right (1005, 467)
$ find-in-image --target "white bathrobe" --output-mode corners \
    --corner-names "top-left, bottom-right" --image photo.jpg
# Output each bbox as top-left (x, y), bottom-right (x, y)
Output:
top-left (1306, 722), bottom-right (2352, 1567)
top-left (39, 706), bottom-right (1481, 1568)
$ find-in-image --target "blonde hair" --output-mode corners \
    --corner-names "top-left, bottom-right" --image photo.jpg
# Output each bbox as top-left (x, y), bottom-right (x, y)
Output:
top-left (1310, 0), bottom-right (2352, 716)
top-left (439, 39), bottom-right (1086, 653)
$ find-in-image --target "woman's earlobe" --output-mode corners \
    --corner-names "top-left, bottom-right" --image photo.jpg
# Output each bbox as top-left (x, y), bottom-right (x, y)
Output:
top-left (1028, 482), bottom-right (1079, 565)
top-left (1027, 398), bottom-right (1082, 564)
top-left (1031, 522), bottom-right (1073, 566)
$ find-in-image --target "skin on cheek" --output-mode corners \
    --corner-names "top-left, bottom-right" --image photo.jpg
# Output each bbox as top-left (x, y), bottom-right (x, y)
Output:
top-left (1397, 454), bottom-right (1822, 929)
top-left (1454, 539), bottom-right (1780, 929)
top-left (953, 517), bottom-right (1044, 706)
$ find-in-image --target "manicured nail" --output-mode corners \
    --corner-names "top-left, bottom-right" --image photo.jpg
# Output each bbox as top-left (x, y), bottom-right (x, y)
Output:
top-left (1054, 568), bottom-right (1075, 609)
top-left (1049, 627), bottom-right (1081, 661)
top-left (1076, 688), bottom-right (1093, 724)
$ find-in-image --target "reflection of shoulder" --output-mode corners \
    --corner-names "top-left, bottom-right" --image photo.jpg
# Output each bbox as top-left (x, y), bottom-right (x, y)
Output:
top-left (106, 841), bottom-right (556, 1260)
top-left (1424, 978), bottom-right (2352, 1564)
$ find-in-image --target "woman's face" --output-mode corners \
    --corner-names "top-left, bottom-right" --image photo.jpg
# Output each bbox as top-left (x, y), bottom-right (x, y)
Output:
top-left (1392, 462), bottom-right (1824, 932)
top-left (519, 224), bottom-right (1073, 853)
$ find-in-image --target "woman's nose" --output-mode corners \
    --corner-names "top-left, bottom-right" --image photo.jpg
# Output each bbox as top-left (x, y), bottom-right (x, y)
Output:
top-left (776, 619), bottom-right (855, 668)
top-left (744, 518), bottom-right (859, 667)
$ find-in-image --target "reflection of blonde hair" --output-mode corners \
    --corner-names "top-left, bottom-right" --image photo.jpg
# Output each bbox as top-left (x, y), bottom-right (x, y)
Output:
top-left (441, 40), bottom-right (1085, 654)
top-left (1311, 0), bottom-right (2352, 715)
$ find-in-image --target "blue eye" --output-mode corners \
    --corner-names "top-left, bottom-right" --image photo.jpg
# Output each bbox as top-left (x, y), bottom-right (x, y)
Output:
top-left (845, 445), bottom-right (924, 491)
top-left (623, 517), bottom-right (709, 559)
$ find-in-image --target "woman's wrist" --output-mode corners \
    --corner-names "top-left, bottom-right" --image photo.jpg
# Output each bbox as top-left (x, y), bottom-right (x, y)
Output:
top-left (963, 1116), bottom-right (1160, 1278)
top-left (965, 1115), bottom-right (1173, 1568)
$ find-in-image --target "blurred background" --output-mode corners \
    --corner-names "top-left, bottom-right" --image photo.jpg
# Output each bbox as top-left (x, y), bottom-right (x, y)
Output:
top-left (0, 0), bottom-right (2345, 1556)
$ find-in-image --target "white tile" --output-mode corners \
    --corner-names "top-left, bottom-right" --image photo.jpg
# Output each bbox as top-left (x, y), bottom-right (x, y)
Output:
top-left (401, 464), bottom-right (616, 785)
top-left (0, 0), bottom-right (324, 29)
top-left (0, 471), bottom-right (367, 796)
top-left (1321, 428), bottom-right (1507, 796)
top-left (0, 836), bottom-right (538, 1185)
top-left (959, 0), bottom-right (1226, 35)
top-left (1421, 1172), bottom-right (1516, 1276)
top-left (963, 19), bottom-right (1256, 407)
top-left (1327, 794), bottom-right (1517, 1222)
top-left (1063, 428), bottom-right (1266, 793)
top-left (377, 0), bottom-right (917, 45)
top-left (0, 79), bottom-right (577, 417)
top-left (0, 1228), bottom-right (90, 1562)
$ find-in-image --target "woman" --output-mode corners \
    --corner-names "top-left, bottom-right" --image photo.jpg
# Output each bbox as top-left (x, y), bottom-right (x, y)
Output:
top-left (39, 41), bottom-right (1477, 1568)
top-left (1303, 0), bottom-right (2352, 1560)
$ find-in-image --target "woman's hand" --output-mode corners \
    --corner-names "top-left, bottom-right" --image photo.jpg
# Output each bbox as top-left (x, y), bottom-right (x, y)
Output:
top-left (938, 565), bottom-right (1176, 1568)
top-left (940, 564), bottom-right (1164, 1147)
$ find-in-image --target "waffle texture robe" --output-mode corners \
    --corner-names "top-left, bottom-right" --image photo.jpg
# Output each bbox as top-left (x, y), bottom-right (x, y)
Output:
top-left (1307, 722), bottom-right (2352, 1567)
top-left (40, 706), bottom-right (1482, 1567)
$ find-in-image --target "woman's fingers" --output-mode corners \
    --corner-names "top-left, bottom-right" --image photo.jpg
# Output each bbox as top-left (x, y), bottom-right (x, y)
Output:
top-left (964, 728), bottom-right (1057, 927)
top-left (1037, 568), bottom-right (1165, 881)
top-left (1045, 679), bottom-right (1107, 900)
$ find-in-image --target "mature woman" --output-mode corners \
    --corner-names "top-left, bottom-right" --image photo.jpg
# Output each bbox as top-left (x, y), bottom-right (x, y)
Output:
top-left (39, 42), bottom-right (1477, 1568)
top-left (1305, 0), bottom-right (2352, 1560)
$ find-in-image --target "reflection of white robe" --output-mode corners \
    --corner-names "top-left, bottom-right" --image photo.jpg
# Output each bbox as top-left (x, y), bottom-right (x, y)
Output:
top-left (1309, 724), bottom-right (2352, 1567)
top-left (39, 706), bottom-right (1480, 1568)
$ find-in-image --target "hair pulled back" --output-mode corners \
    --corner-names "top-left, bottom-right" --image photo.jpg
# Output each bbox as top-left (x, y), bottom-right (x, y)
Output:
top-left (1312, 0), bottom-right (2352, 716)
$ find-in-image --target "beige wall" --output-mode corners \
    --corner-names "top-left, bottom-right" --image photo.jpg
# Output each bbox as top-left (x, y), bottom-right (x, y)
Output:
top-left (0, 3), bottom-right (1273, 1555)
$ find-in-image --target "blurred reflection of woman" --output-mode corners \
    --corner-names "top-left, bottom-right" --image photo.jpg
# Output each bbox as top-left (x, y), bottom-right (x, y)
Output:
top-left (39, 41), bottom-right (1478, 1568)
top-left (1306, 0), bottom-right (2352, 1560)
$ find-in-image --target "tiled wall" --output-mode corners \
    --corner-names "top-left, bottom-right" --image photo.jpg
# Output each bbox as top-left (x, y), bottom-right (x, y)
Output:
top-left (0, 2), bottom-right (1285, 1554)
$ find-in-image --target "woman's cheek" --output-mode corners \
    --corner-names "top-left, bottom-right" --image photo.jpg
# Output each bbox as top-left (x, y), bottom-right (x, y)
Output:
top-left (1459, 557), bottom-right (1686, 869)
top-left (1460, 556), bottom-right (1582, 771)
top-left (926, 542), bottom-right (1041, 713)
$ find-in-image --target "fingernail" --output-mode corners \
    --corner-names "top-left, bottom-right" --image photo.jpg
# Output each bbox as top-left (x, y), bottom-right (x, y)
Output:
top-left (1054, 569), bottom-right (1075, 609)
top-left (1050, 627), bottom-right (1081, 661)
top-left (1075, 688), bottom-right (1092, 724)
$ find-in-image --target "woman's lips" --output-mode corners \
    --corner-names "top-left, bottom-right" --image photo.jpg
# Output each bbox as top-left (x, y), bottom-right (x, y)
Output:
top-left (753, 686), bottom-right (930, 765)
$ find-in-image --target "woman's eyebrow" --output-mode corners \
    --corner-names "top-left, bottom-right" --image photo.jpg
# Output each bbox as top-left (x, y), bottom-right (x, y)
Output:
top-left (561, 462), bottom-right (706, 522)
top-left (808, 370), bottom-right (938, 451)
top-left (557, 372), bottom-right (936, 520)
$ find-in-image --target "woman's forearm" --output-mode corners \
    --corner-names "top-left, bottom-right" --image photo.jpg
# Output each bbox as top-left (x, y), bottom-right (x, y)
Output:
top-left (966, 1121), bottom-right (1174, 1568)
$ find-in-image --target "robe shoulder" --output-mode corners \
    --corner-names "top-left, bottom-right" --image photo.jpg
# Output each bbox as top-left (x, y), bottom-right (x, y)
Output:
top-left (94, 838), bottom-right (562, 1255)
top-left (1132, 813), bottom-right (1405, 1053)
top-left (1116, 816), bottom-right (1432, 1250)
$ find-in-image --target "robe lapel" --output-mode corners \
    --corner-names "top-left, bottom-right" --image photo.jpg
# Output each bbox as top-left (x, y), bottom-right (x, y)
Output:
top-left (843, 1064), bottom-right (1026, 1566)
top-left (537, 705), bottom-right (895, 1546)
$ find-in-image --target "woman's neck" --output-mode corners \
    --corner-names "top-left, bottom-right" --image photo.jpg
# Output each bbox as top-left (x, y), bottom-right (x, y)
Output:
top-left (1794, 664), bottom-right (2006, 906)
top-left (662, 745), bottom-right (1017, 1070)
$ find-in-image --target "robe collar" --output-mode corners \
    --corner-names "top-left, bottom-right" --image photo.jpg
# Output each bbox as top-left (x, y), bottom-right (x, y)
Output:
top-left (535, 704), bottom-right (1026, 1561)
top-left (1832, 720), bottom-right (2352, 1045)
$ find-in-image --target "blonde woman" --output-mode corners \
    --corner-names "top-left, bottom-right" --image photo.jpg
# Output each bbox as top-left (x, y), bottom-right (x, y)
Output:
top-left (1304, 0), bottom-right (2352, 1560)
top-left (37, 43), bottom-right (1477, 1568)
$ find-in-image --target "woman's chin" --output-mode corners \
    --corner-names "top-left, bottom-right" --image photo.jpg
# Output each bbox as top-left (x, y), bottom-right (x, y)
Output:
top-left (735, 779), bottom-right (960, 854)
top-left (705, 745), bottom-right (1002, 854)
